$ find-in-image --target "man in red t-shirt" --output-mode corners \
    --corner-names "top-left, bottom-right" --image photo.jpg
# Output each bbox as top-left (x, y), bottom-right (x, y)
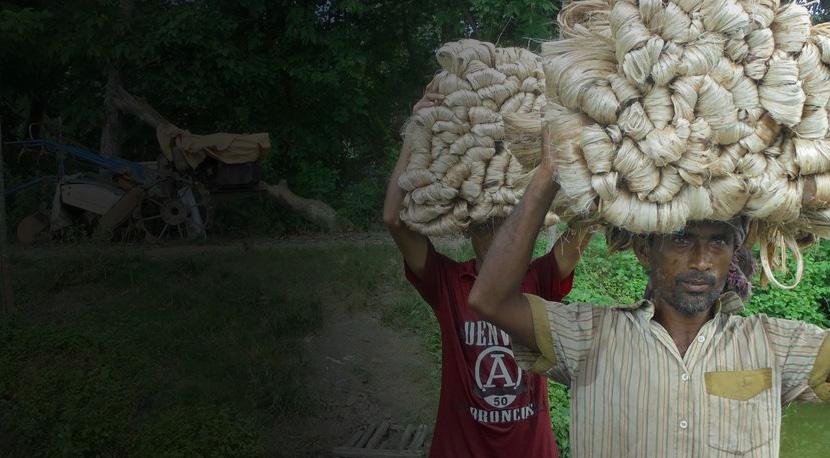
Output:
top-left (382, 86), bottom-right (591, 457)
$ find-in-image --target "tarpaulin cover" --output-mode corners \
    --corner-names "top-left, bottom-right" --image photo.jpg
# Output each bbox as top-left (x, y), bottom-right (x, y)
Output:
top-left (157, 124), bottom-right (270, 169)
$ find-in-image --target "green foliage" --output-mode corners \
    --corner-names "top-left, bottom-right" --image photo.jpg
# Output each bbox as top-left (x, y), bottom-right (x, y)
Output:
top-left (547, 381), bottom-right (571, 456)
top-left (1, 0), bottom-right (562, 232)
top-left (292, 160), bottom-right (339, 201)
top-left (567, 236), bottom-right (648, 306)
top-left (0, 248), bottom-right (325, 456)
top-left (469, 0), bottom-right (559, 44)
top-left (131, 407), bottom-right (262, 458)
top-left (745, 242), bottom-right (830, 327)
top-left (336, 176), bottom-right (387, 229)
top-left (780, 403), bottom-right (830, 458)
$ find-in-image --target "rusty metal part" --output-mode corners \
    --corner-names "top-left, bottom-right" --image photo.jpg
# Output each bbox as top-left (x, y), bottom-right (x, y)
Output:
top-left (16, 212), bottom-right (49, 245)
top-left (160, 199), bottom-right (187, 226)
top-left (94, 186), bottom-right (146, 240)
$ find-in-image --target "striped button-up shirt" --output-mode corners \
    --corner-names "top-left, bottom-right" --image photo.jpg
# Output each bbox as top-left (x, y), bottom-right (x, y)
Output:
top-left (514, 292), bottom-right (830, 457)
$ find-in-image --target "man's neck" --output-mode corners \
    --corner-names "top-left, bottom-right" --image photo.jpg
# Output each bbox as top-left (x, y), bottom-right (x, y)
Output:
top-left (652, 298), bottom-right (715, 357)
top-left (471, 242), bottom-right (491, 274)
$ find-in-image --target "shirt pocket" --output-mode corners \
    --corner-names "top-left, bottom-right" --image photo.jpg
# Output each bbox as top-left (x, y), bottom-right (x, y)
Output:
top-left (705, 368), bottom-right (773, 455)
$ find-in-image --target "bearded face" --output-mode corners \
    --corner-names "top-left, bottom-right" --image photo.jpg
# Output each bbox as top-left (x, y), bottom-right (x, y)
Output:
top-left (637, 221), bottom-right (736, 316)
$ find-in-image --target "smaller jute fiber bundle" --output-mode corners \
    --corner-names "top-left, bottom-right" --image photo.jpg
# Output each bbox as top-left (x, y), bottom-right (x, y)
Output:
top-left (522, 0), bottom-right (830, 288)
top-left (399, 39), bottom-right (553, 235)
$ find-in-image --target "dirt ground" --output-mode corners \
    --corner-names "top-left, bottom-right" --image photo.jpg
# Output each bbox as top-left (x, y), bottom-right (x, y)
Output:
top-left (271, 233), bottom-right (456, 456)
top-left (294, 289), bottom-right (438, 456)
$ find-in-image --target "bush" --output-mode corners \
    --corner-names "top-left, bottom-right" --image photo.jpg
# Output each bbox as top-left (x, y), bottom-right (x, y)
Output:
top-left (746, 242), bottom-right (830, 327)
top-left (335, 176), bottom-right (386, 230)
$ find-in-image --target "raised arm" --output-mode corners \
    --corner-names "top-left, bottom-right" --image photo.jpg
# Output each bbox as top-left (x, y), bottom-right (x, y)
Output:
top-left (382, 83), bottom-right (443, 279)
top-left (468, 126), bottom-right (560, 350)
top-left (550, 222), bottom-right (595, 280)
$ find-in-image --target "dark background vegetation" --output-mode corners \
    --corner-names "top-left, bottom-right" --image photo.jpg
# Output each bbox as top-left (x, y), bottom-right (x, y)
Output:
top-left (0, 0), bottom-right (561, 232)
top-left (2, 0), bottom-right (830, 231)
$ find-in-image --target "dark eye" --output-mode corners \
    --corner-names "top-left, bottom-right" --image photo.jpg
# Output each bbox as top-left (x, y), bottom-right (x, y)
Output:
top-left (710, 237), bottom-right (728, 247)
top-left (672, 234), bottom-right (690, 246)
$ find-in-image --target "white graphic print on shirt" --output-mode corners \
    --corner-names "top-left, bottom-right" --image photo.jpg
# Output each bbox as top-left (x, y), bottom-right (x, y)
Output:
top-left (462, 320), bottom-right (537, 424)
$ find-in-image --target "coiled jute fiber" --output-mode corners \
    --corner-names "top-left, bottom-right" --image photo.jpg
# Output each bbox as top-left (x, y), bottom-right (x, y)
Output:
top-left (400, 2), bottom-right (830, 288)
top-left (536, 0), bottom-right (830, 288)
top-left (399, 40), bottom-right (554, 236)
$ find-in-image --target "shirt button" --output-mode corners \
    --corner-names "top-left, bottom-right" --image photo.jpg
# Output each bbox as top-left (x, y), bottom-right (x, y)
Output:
top-left (697, 335), bottom-right (706, 343)
top-left (680, 420), bottom-right (688, 429)
top-left (681, 373), bottom-right (690, 381)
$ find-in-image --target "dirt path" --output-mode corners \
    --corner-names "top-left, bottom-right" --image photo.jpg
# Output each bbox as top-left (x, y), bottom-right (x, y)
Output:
top-left (281, 281), bottom-right (438, 456)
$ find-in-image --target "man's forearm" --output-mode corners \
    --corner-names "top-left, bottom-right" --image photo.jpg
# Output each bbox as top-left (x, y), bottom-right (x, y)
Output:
top-left (552, 223), bottom-right (593, 279)
top-left (474, 162), bottom-right (560, 310)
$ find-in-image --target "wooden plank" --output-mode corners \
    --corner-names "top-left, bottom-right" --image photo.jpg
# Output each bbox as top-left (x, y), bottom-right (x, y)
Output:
top-left (355, 422), bottom-right (376, 448)
top-left (331, 447), bottom-right (423, 457)
top-left (366, 420), bottom-right (389, 449)
top-left (408, 425), bottom-right (427, 451)
top-left (397, 425), bottom-right (414, 450)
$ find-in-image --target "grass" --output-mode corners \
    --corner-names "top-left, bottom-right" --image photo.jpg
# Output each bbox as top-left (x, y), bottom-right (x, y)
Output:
top-left (0, 243), bottom-right (391, 457)
top-left (780, 402), bottom-right (830, 458)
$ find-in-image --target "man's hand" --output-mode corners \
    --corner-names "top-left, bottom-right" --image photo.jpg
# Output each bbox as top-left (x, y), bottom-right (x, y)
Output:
top-left (539, 121), bottom-right (557, 174)
top-left (412, 80), bottom-right (443, 114)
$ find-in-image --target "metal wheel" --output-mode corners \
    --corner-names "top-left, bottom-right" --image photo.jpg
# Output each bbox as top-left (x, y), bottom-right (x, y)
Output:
top-left (124, 183), bottom-right (211, 242)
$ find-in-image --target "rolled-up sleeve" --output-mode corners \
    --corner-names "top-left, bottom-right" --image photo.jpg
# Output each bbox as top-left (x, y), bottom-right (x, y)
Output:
top-left (512, 293), bottom-right (600, 385)
top-left (764, 317), bottom-right (830, 403)
top-left (807, 332), bottom-right (830, 401)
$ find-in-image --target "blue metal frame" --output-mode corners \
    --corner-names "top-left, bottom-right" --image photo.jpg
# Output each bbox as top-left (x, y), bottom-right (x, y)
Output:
top-left (6, 139), bottom-right (155, 184)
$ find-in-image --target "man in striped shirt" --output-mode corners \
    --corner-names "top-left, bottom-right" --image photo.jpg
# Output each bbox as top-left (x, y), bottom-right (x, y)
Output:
top-left (468, 130), bottom-right (830, 457)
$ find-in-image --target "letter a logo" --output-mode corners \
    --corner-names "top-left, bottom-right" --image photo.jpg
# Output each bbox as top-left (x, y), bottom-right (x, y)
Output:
top-left (483, 353), bottom-right (515, 388)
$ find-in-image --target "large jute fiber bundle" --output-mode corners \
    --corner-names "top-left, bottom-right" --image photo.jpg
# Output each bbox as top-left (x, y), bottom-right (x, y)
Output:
top-left (532, 0), bottom-right (830, 288)
top-left (399, 40), bottom-right (553, 235)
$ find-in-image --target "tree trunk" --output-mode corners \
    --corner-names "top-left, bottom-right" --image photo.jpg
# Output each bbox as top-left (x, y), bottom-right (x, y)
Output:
top-left (108, 84), bottom-right (352, 231)
top-left (109, 83), bottom-right (170, 129)
top-left (100, 69), bottom-right (124, 157)
top-left (0, 121), bottom-right (15, 313)
top-left (99, 0), bottom-right (136, 157)
top-left (26, 94), bottom-right (47, 139)
top-left (263, 180), bottom-right (350, 231)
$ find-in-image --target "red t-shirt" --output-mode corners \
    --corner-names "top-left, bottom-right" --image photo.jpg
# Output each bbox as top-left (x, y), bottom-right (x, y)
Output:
top-left (405, 243), bottom-right (573, 458)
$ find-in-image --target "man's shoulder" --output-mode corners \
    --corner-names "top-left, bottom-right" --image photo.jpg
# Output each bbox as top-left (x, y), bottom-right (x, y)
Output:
top-left (722, 312), bottom-right (827, 333)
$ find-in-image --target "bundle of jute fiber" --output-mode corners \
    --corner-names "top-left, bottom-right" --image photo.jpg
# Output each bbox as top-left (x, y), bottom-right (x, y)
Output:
top-left (399, 39), bottom-right (555, 235)
top-left (519, 0), bottom-right (830, 288)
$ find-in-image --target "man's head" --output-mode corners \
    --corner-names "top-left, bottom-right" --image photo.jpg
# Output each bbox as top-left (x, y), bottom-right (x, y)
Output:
top-left (633, 219), bottom-right (751, 316)
top-left (468, 217), bottom-right (505, 259)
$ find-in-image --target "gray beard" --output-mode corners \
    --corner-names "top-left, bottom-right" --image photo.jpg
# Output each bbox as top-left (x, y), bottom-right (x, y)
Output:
top-left (664, 287), bottom-right (721, 316)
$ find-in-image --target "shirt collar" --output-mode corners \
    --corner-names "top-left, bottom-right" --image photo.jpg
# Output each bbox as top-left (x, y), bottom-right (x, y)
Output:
top-left (616, 291), bottom-right (745, 320)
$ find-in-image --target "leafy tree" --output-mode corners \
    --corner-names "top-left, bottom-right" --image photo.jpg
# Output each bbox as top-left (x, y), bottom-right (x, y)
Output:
top-left (1, 0), bottom-right (563, 228)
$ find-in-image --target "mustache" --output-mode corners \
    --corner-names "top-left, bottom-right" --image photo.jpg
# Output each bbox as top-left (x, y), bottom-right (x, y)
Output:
top-left (675, 271), bottom-right (717, 285)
